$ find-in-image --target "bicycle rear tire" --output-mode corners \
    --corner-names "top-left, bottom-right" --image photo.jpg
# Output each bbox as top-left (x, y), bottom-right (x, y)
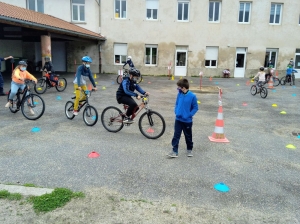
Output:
top-left (117, 75), bottom-right (123, 84)
top-left (101, 106), bottom-right (124, 132)
top-left (260, 87), bottom-right (268, 99)
top-left (65, 101), bottom-right (75, 120)
top-left (83, 105), bottom-right (98, 126)
top-left (250, 85), bottom-right (257, 96)
top-left (21, 94), bottom-right (45, 120)
top-left (34, 78), bottom-right (47, 94)
top-left (273, 77), bottom-right (280, 86)
top-left (7, 90), bottom-right (20, 113)
top-left (139, 110), bottom-right (166, 139)
top-left (280, 77), bottom-right (286, 85)
top-left (55, 78), bottom-right (67, 92)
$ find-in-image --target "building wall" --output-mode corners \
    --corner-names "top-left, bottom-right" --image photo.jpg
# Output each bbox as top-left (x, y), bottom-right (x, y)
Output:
top-left (100, 0), bottom-right (300, 77)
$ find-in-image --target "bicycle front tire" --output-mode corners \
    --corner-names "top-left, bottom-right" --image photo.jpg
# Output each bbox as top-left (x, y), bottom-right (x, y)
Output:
top-left (273, 78), bottom-right (280, 86)
top-left (65, 101), bottom-right (75, 120)
top-left (101, 106), bottom-right (124, 133)
top-left (280, 77), bottom-right (286, 85)
top-left (34, 78), bottom-right (47, 94)
top-left (55, 78), bottom-right (67, 92)
top-left (117, 75), bottom-right (123, 84)
top-left (260, 87), bottom-right (268, 99)
top-left (250, 85), bottom-right (257, 96)
top-left (21, 94), bottom-right (45, 120)
top-left (7, 90), bottom-right (19, 113)
top-left (83, 105), bottom-right (98, 126)
top-left (139, 110), bottom-right (166, 139)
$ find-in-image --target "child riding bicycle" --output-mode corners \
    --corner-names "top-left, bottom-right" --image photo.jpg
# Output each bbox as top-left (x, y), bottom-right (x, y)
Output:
top-left (73, 56), bottom-right (97, 115)
top-left (253, 66), bottom-right (266, 89)
top-left (41, 56), bottom-right (58, 85)
top-left (123, 56), bottom-right (135, 69)
top-left (116, 67), bottom-right (149, 124)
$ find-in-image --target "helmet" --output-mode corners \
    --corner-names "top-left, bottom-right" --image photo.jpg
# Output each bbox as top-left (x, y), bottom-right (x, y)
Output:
top-left (259, 66), bottom-right (264, 71)
top-left (129, 67), bottom-right (140, 77)
top-left (127, 56), bottom-right (132, 60)
top-left (82, 56), bottom-right (92, 63)
top-left (18, 61), bottom-right (27, 66)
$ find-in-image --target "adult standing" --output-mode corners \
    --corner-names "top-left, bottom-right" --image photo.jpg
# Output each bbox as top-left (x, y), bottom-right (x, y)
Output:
top-left (0, 55), bottom-right (13, 95)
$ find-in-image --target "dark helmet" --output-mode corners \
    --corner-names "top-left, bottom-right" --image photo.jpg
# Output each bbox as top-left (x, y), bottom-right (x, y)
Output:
top-left (129, 67), bottom-right (140, 77)
top-left (18, 61), bottom-right (27, 66)
top-left (259, 66), bottom-right (264, 71)
top-left (82, 56), bottom-right (92, 63)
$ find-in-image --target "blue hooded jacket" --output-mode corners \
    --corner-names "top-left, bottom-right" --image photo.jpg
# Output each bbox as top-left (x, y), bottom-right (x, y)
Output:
top-left (174, 90), bottom-right (198, 123)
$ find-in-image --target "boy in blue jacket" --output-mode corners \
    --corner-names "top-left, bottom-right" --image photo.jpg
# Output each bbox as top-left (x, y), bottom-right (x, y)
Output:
top-left (168, 79), bottom-right (198, 158)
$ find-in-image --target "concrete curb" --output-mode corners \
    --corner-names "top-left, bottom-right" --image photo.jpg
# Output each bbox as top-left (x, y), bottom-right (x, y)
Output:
top-left (0, 184), bottom-right (54, 196)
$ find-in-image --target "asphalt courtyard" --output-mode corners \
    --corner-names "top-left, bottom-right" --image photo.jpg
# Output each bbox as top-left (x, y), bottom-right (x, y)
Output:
top-left (0, 73), bottom-right (300, 222)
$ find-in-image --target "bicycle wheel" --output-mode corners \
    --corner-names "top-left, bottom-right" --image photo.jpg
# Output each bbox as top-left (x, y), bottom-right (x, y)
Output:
top-left (65, 101), bottom-right (75, 120)
top-left (137, 75), bottom-right (143, 84)
top-left (280, 77), bottom-right (286, 85)
top-left (260, 87), bottom-right (268, 99)
top-left (273, 77), bottom-right (280, 86)
top-left (83, 105), bottom-right (98, 126)
top-left (139, 110), bottom-right (166, 139)
top-left (101, 106), bottom-right (124, 132)
top-left (117, 75), bottom-right (123, 84)
top-left (250, 85), bottom-right (257, 96)
top-left (7, 90), bottom-right (19, 113)
top-left (21, 94), bottom-right (45, 120)
top-left (55, 78), bottom-right (67, 92)
top-left (34, 78), bottom-right (47, 94)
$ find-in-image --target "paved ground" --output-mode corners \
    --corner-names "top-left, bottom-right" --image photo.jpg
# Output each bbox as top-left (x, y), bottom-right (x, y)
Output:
top-left (0, 73), bottom-right (300, 222)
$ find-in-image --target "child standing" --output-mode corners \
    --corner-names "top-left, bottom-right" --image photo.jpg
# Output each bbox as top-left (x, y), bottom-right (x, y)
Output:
top-left (168, 79), bottom-right (198, 158)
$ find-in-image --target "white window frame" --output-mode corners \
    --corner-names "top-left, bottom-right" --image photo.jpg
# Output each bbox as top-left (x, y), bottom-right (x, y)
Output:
top-left (146, 0), bottom-right (158, 20)
top-left (115, 0), bottom-right (127, 19)
top-left (27, 0), bottom-right (44, 13)
top-left (145, 45), bottom-right (158, 66)
top-left (205, 46), bottom-right (218, 68)
top-left (238, 2), bottom-right (251, 24)
top-left (177, 1), bottom-right (190, 22)
top-left (114, 43), bottom-right (128, 65)
top-left (72, 0), bottom-right (85, 22)
top-left (264, 48), bottom-right (278, 69)
top-left (208, 1), bottom-right (221, 23)
top-left (269, 3), bottom-right (282, 25)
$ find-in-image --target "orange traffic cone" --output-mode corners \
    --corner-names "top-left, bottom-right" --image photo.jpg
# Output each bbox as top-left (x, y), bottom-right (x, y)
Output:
top-left (209, 77), bottom-right (212, 81)
top-left (268, 78), bottom-right (274, 89)
top-left (246, 80), bottom-right (250, 86)
top-left (275, 70), bottom-right (279, 78)
top-left (208, 105), bottom-right (229, 143)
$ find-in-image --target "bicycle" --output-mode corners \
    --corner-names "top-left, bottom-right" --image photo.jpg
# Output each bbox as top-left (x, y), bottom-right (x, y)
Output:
top-left (250, 80), bottom-right (268, 98)
top-left (116, 68), bottom-right (143, 84)
top-left (101, 95), bottom-right (166, 139)
top-left (280, 71), bottom-right (298, 86)
top-left (7, 80), bottom-right (45, 120)
top-left (266, 75), bottom-right (280, 86)
top-left (65, 89), bottom-right (98, 126)
top-left (34, 72), bottom-right (67, 94)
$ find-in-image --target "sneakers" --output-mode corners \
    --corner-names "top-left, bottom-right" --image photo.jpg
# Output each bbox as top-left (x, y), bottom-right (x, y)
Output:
top-left (5, 101), bottom-right (12, 108)
top-left (73, 110), bottom-right (78, 116)
top-left (123, 117), bottom-right (134, 124)
top-left (187, 150), bottom-right (193, 157)
top-left (167, 151), bottom-right (178, 158)
top-left (28, 107), bottom-right (35, 115)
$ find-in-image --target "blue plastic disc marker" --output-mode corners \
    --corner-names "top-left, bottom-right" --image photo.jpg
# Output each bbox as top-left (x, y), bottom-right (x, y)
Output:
top-left (282, 86), bottom-right (285, 89)
top-left (34, 101), bottom-right (39, 105)
top-left (293, 86), bottom-right (296, 88)
top-left (31, 127), bottom-right (40, 133)
top-left (92, 116), bottom-right (96, 120)
top-left (292, 94), bottom-right (297, 97)
top-left (214, 182), bottom-right (230, 192)
top-left (297, 135), bottom-right (300, 139)
top-left (215, 82), bottom-right (219, 84)
top-left (112, 81), bottom-right (115, 84)
top-left (272, 90), bottom-right (276, 93)
top-left (56, 96), bottom-right (62, 100)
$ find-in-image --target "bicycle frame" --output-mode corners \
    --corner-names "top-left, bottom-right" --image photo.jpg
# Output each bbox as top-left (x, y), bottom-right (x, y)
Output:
top-left (123, 96), bottom-right (149, 120)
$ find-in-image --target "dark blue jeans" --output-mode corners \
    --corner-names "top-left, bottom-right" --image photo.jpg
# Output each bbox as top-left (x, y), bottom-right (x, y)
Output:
top-left (0, 72), bottom-right (4, 93)
top-left (171, 119), bottom-right (193, 154)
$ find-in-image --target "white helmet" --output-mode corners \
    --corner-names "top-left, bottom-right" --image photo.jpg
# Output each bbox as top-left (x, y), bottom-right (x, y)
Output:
top-left (127, 56), bottom-right (132, 60)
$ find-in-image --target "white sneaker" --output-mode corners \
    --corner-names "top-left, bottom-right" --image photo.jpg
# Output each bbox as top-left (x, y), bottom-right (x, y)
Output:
top-left (73, 110), bottom-right (78, 116)
top-left (28, 107), bottom-right (35, 115)
top-left (5, 101), bottom-right (12, 108)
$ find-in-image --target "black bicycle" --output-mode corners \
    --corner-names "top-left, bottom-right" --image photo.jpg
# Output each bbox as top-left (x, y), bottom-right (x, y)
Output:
top-left (250, 80), bottom-right (268, 98)
top-left (34, 72), bottom-right (67, 94)
top-left (7, 80), bottom-right (45, 120)
top-left (65, 89), bottom-right (98, 126)
top-left (116, 68), bottom-right (143, 84)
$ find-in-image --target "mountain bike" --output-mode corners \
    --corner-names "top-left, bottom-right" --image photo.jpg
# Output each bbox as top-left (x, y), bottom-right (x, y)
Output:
top-left (101, 95), bottom-right (166, 139)
top-left (65, 89), bottom-right (98, 126)
top-left (34, 72), bottom-right (67, 94)
top-left (250, 80), bottom-right (268, 98)
top-left (7, 80), bottom-right (45, 120)
top-left (116, 68), bottom-right (143, 84)
top-left (280, 71), bottom-right (298, 86)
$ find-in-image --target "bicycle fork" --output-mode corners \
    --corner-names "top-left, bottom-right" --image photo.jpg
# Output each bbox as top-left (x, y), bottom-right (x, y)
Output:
top-left (146, 109), bottom-right (154, 126)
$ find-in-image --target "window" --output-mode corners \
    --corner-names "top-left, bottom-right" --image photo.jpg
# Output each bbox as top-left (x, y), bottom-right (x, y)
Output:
top-left (264, 49), bottom-right (278, 68)
top-left (115, 0), bottom-right (127, 19)
top-left (145, 45), bottom-right (157, 65)
top-left (295, 49), bottom-right (300, 69)
top-left (239, 2), bottom-right (251, 23)
top-left (114, 43), bottom-right (127, 64)
top-left (205, 46), bottom-right (218, 67)
top-left (72, 0), bottom-right (85, 22)
top-left (27, 0), bottom-right (44, 13)
top-left (269, 3), bottom-right (282, 24)
top-left (177, 1), bottom-right (189, 21)
top-left (146, 0), bottom-right (158, 20)
top-left (209, 1), bottom-right (221, 22)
